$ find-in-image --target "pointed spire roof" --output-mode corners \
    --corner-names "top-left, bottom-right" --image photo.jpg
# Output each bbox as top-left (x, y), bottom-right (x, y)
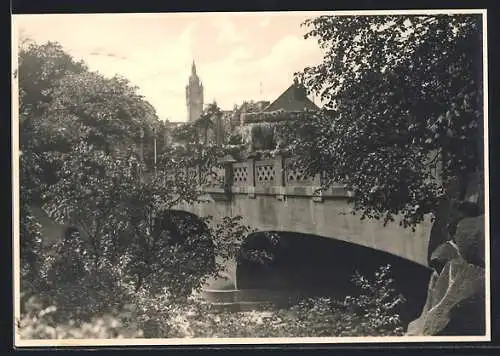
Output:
top-left (188, 60), bottom-right (201, 86)
top-left (191, 60), bottom-right (197, 76)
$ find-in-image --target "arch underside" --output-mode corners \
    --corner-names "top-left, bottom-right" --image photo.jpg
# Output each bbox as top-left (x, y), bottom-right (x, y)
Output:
top-left (165, 210), bottom-right (431, 323)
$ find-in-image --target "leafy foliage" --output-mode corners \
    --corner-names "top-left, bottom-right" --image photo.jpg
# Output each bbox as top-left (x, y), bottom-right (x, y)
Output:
top-left (19, 264), bottom-right (404, 339)
top-left (168, 102), bottom-right (236, 182)
top-left (19, 295), bottom-right (143, 339)
top-left (240, 100), bottom-right (269, 113)
top-left (40, 71), bottom-right (157, 153)
top-left (173, 101), bottom-right (223, 145)
top-left (19, 204), bottom-right (44, 281)
top-left (17, 213), bottom-right (255, 339)
top-left (280, 15), bottom-right (483, 229)
top-left (338, 264), bottom-right (406, 336)
top-left (17, 39), bottom-right (222, 313)
top-left (243, 109), bottom-right (318, 124)
top-left (39, 139), bottom-right (216, 298)
top-left (18, 40), bottom-right (87, 121)
top-left (18, 40), bottom-right (163, 207)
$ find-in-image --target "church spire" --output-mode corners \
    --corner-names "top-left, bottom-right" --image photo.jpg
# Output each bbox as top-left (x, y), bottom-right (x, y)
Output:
top-left (186, 60), bottom-right (204, 122)
top-left (191, 60), bottom-right (197, 76)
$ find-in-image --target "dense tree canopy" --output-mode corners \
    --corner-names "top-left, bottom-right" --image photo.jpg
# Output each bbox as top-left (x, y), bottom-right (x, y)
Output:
top-left (18, 40), bottom-right (162, 204)
top-left (283, 14), bottom-right (484, 228)
top-left (17, 40), bottom-right (227, 298)
top-left (18, 40), bottom-right (87, 121)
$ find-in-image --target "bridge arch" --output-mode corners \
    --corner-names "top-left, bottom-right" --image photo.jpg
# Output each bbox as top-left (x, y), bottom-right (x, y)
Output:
top-left (235, 230), bottom-right (432, 323)
top-left (152, 209), bottom-right (216, 273)
top-left (153, 209), bottom-right (212, 245)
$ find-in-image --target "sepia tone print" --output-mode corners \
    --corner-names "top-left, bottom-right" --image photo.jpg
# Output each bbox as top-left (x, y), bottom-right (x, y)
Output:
top-left (12, 10), bottom-right (489, 346)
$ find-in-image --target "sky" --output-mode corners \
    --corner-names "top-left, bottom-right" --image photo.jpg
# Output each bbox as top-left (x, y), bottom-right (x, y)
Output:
top-left (13, 12), bottom-right (328, 122)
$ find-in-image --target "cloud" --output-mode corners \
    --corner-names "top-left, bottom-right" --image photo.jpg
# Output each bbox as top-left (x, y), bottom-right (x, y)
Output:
top-left (13, 13), bottom-right (324, 122)
top-left (228, 46), bottom-right (254, 62)
top-left (198, 35), bottom-right (323, 111)
top-left (210, 16), bottom-right (246, 45)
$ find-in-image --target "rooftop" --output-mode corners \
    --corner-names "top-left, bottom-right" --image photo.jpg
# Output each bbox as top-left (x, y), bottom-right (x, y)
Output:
top-left (263, 82), bottom-right (319, 112)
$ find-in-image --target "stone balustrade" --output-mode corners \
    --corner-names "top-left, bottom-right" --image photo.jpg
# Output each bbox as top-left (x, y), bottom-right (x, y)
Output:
top-left (193, 155), bottom-right (350, 202)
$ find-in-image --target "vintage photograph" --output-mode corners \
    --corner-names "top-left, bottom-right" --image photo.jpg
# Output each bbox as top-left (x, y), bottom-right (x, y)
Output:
top-left (12, 9), bottom-right (489, 346)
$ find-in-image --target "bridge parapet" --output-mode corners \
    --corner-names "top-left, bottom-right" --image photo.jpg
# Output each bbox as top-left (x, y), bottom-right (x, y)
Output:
top-left (171, 154), bottom-right (432, 267)
top-left (190, 155), bottom-right (350, 202)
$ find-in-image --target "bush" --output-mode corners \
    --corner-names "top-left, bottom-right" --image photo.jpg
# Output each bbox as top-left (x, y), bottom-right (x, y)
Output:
top-left (19, 204), bottom-right (44, 283)
top-left (338, 264), bottom-right (406, 336)
top-left (126, 265), bottom-right (406, 339)
top-left (18, 294), bottom-right (143, 339)
top-left (18, 263), bottom-right (405, 339)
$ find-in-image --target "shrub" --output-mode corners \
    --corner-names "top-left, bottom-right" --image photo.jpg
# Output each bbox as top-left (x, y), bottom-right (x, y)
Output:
top-left (264, 264), bottom-right (406, 337)
top-left (338, 264), bottom-right (406, 336)
top-left (18, 264), bottom-right (405, 339)
top-left (19, 204), bottom-right (44, 284)
top-left (18, 294), bottom-right (143, 339)
top-left (130, 264), bottom-right (406, 338)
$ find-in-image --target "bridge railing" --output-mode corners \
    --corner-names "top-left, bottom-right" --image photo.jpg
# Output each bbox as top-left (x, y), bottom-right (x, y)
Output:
top-left (194, 155), bottom-right (350, 202)
top-left (255, 159), bottom-right (277, 187)
top-left (160, 155), bottom-right (350, 201)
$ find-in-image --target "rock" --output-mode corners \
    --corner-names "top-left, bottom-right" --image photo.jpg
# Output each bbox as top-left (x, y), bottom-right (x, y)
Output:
top-left (426, 198), bottom-right (454, 266)
top-left (426, 198), bottom-right (483, 267)
top-left (406, 256), bottom-right (485, 336)
top-left (429, 240), bottom-right (460, 273)
top-left (454, 215), bottom-right (485, 267)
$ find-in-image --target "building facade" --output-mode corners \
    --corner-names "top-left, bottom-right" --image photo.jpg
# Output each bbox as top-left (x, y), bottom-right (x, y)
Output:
top-left (186, 61), bottom-right (204, 122)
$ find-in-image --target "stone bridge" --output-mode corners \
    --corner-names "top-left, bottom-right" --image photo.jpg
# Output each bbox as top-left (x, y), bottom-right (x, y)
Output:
top-left (173, 155), bottom-right (432, 267)
top-left (168, 155), bottom-right (435, 320)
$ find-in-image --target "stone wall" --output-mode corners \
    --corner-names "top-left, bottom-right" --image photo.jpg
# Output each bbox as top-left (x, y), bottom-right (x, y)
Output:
top-left (176, 192), bottom-right (432, 266)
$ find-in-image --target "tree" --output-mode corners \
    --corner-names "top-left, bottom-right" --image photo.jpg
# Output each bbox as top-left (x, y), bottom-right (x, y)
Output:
top-left (18, 41), bottom-right (170, 276)
top-left (193, 101), bottom-right (223, 145)
top-left (41, 139), bottom-right (208, 295)
top-left (18, 41), bottom-right (161, 204)
top-left (17, 40), bottom-right (89, 277)
top-left (18, 40), bottom-right (87, 122)
top-left (18, 41), bottom-right (87, 203)
top-left (169, 102), bottom-right (230, 184)
top-left (17, 40), bottom-right (231, 304)
top-left (282, 15), bottom-right (483, 237)
top-left (240, 100), bottom-right (266, 113)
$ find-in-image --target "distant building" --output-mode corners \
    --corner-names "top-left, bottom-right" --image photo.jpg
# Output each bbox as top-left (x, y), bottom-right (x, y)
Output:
top-left (177, 61), bottom-right (320, 148)
top-left (233, 82), bottom-right (321, 151)
top-left (262, 81), bottom-right (318, 112)
top-left (233, 82), bottom-right (320, 127)
top-left (163, 120), bottom-right (184, 146)
top-left (237, 101), bottom-right (270, 124)
top-left (186, 61), bottom-right (204, 122)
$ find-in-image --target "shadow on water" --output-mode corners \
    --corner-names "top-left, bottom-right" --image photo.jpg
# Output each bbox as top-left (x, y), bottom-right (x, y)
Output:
top-left (236, 231), bottom-right (433, 325)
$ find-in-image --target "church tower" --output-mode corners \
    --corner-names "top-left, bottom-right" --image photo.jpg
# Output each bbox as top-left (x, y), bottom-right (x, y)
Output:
top-left (185, 60), bottom-right (204, 122)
